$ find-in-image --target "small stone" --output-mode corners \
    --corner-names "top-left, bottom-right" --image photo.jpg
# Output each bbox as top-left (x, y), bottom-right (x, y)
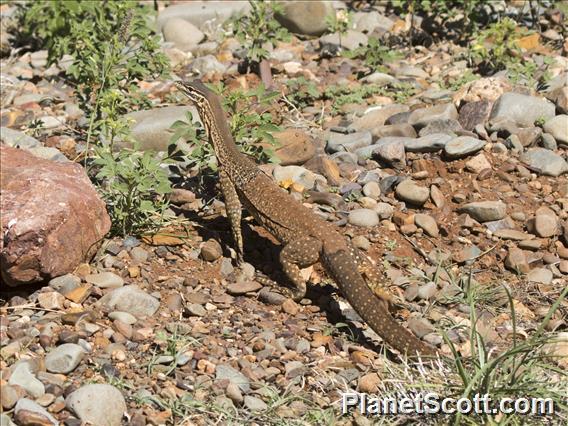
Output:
top-left (526, 268), bottom-right (553, 284)
top-left (9, 362), bottom-right (45, 398)
top-left (108, 311), bottom-right (137, 325)
top-left (505, 248), bottom-right (530, 273)
top-left (403, 133), bottom-right (452, 153)
top-left (348, 209), bottom-right (379, 227)
top-left (417, 281), bottom-right (437, 300)
top-left (130, 247), bottom-right (149, 264)
top-left (358, 373), bottom-right (380, 393)
top-left (493, 229), bottom-right (533, 241)
top-left (534, 206), bottom-right (558, 238)
top-left (85, 272), bottom-right (124, 289)
top-left (395, 180), bottom-right (430, 206)
top-left (48, 274), bottom-right (81, 294)
top-left (362, 181), bottom-right (381, 199)
top-left (454, 245), bottom-right (482, 264)
top-left (543, 115), bottom-right (567, 145)
top-left (408, 103), bottom-right (458, 129)
top-left (282, 299), bottom-right (299, 315)
top-left (162, 18), bottom-right (204, 50)
top-left (459, 201), bottom-right (506, 222)
top-left (414, 214), bottom-right (439, 237)
top-left (465, 153), bottom-right (492, 174)
top-left (200, 239), bottom-right (223, 262)
top-left (38, 292), bottom-right (65, 310)
top-left (14, 398), bottom-right (58, 426)
top-left (225, 382), bottom-right (243, 404)
top-left (226, 281), bottom-right (262, 296)
top-left (352, 235), bottom-right (370, 251)
top-left (375, 202), bottom-right (394, 219)
top-left (490, 92), bottom-right (555, 127)
top-left (444, 136), bottom-right (486, 159)
top-left (45, 343), bottom-right (84, 374)
top-left (216, 364), bottom-right (251, 392)
top-left (97, 285), bottom-right (160, 318)
top-left (520, 147), bottom-right (568, 177)
top-left (65, 384), bottom-right (126, 426)
top-left (407, 317), bottom-right (435, 338)
top-left (244, 395), bottom-right (268, 411)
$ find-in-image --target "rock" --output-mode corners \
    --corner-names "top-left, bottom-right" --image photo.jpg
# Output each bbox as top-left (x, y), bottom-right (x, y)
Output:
top-left (273, 165), bottom-right (316, 190)
top-left (0, 127), bottom-right (41, 149)
top-left (534, 206), bottom-right (558, 238)
top-left (45, 343), bottom-right (84, 374)
top-left (541, 133), bottom-right (557, 150)
top-left (504, 248), bottom-right (530, 273)
top-left (66, 384), bottom-right (126, 426)
top-left (453, 245), bottom-right (482, 264)
top-left (126, 105), bottom-right (199, 152)
top-left (244, 395), bottom-right (268, 411)
top-left (9, 362), bottom-right (44, 398)
top-left (352, 11), bottom-right (394, 34)
top-left (326, 131), bottom-right (372, 154)
top-left (403, 133), bottom-right (452, 153)
top-left (419, 118), bottom-right (462, 136)
top-left (201, 239), bottom-right (223, 262)
top-left (351, 235), bottom-right (370, 251)
top-left (375, 202), bottom-right (394, 219)
top-left (130, 246), bottom-right (149, 264)
top-left (465, 153), bottom-right (492, 173)
top-left (543, 115), bottom-right (568, 145)
top-left (273, 129), bottom-right (316, 165)
top-left (216, 364), bottom-right (251, 392)
top-left (191, 54), bottom-right (227, 75)
top-left (320, 30), bottom-right (368, 51)
top-left (545, 85), bottom-right (568, 113)
top-left (408, 103), bottom-right (458, 129)
top-left (348, 209), bottom-right (379, 227)
top-left (490, 92), bottom-right (555, 127)
top-left (14, 398), bottom-right (58, 426)
top-left (396, 65), bottom-right (429, 79)
top-left (157, 1), bottom-right (250, 31)
top-left (520, 148), bottom-right (568, 177)
top-left (493, 229), bottom-right (532, 241)
top-left (417, 281), bottom-right (438, 300)
top-left (349, 104), bottom-right (409, 133)
top-left (275, 1), bottom-right (334, 36)
top-left (444, 136), bottom-right (486, 159)
top-left (527, 268), bottom-right (553, 284)
top-left (395, 180), bottom-right (430, 206)
top-left (1, 384), bottom-right (24, 410)
top-left (374, 123), bottom-right (417, 138)
top-left (459, 201), bottom-right (506, 222)
top-left (226, 280), bottom-right (262, 295)
top-left (162, 18), bottom-right (204, 50)
top-left (360, 72), bottom-right (398, 86)
top-left (407, 317), bottom-right (435, 338)
top-left (85, 272), bottom-right (124, 289)
top-left (358, 373), bottom-right (380, 393)
top-left (37, 291), bottom-right (65, 310)
top-left (1, 146), bottom-right (110, 286)
top-left (414, 214), bottom-right (439, 237)
top-left (458, 100), bottom-right (491, 131)
top-left (97, 285), bottom-right (160, 319)
top-left (362, 181), bottom-right (381, 199)
top-left (516, 127), bottom-right (542, 147)
top-left (49, 274), bottom-right (81, 294)
top-left (368, 139), bottom-right (406, 168)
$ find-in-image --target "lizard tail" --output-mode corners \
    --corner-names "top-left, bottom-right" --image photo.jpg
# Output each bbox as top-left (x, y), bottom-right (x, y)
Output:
top-left (322, 248), bottom-right (439, 359)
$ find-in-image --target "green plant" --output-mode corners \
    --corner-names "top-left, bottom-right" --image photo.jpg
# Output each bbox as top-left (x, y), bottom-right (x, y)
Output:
top-left (228, 1), bottom-right (290, 63)
top-left (442, 69), bottom-right (478, 91)
top-left (284, 77), bottom-right (321, 109)
top-left (93, 147), bottom-right (176, 237)
top-left (147, 327), bottom-right (201, 376)
top-left (470, 17), bottom-right (527, 75)
top-left (325, 9), bottom-right (352, 35)
top-left (343, 36), bottom-right (402, 73)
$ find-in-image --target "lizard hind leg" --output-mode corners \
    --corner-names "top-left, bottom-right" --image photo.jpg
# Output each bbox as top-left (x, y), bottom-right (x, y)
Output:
top-left (278, 236), bottom-right (323, 302)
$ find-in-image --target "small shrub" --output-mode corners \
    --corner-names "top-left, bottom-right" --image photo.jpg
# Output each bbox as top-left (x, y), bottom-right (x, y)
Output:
top-left (284, 76), bottom-right (321, 109)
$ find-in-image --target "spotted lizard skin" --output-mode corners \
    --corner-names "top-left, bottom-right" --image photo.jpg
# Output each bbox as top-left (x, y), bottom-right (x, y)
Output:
top-left (176, 80), bottom-right (438, 358)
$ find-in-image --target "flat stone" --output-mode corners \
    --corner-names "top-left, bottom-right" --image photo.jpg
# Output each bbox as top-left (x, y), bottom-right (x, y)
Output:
top-left (45, 343), bottom-right (84, 374)
top-left (108, 311), bottom-right (137, 325)
top-left (14, 398), bottom-right (58, 426)
top-left (490, 92), bottom-right (555, 127)
top-left (157, 1), bottom-right (250, 31)
top-left (418, 118), bottom-right (462, 136)
top-left (444, 136), bottom-right (486, 159)
top-left (408, 103), bottom-right (458, 129)
top-left (275, 0), bottom-right (333, 36)
top-left (458, 100), bottom-right (492, 131)
top-left (37, 292), bottom-right (65, 310)
top-left (527, 268), bottom-right (553, 284)
top-left (85, 272), bottom-right (124, 289)
top-left (49, 274), bottom-right (81, 294)
top-left (352, 11), bottom-right (394, 34)
top-left (320, 30), bottom-right (368, 50)
top-left (244, 395), bottom-right (268, 411)
top-left (414, 214), bottom-right (439, 237)
top-left (348, 209), bottom-right (379, 227)
top-left (459, 201), bottom-right (507, 222)
top-left (504, 247), bottom-right (530, 273)
top-left (162, 18), bottom-right (204, 50)
top-left (97, 285), bottom-right (160, 319)
top-left (465, 153), bottom-right (492, 174)
top-left (66, 384), bottom-right (126, 426)
top-left (534, 206), bottom-right (558, 238)
top-left (368, 139), bottom-right (406, 168)
top-left (201, 239), bottom-right (223, 262)
top-left (543, 115), bottom-right (568, 145)
top-left (226, 281), bottom-right (262, 295)
top-left (216, 364), bottom-right (251, 392)
top-left (326, 131), bottom-right (372, 154)
top-left (273, 129), bottom-right (316, 166)
top-left (493, 229), bottom-right (533, 241)
top-left (395, 180), bottom-right (430, 206)
top-left (9, 362), bottom-right (45, 398)
top-left (403, 133), bottom-right (452, 153)
top-left (0, 127), bottom-right (41, 149)
top-left (273, 165), bottom-right (316, 190)
top-left (520, 148), bottom-right (568, 177)
top-left (349, 104), bottom-right (409, 133)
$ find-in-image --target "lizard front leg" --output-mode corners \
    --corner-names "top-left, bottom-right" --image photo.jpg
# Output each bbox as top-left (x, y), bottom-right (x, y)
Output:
top-left (219, 169), bottom-right (244, 265)
top-left (278, 236), bottom-right (322, 302)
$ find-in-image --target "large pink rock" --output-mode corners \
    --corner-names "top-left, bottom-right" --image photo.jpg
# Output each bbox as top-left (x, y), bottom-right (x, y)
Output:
top-left (1, 145), bottom-right (111, 287)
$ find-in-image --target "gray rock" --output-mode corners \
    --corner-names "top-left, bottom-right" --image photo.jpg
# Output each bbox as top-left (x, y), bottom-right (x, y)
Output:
top-left (352, 11), bottom-right (394, 34)
top-left (201, 239), bottom-right (223, 262)
top-left (407, 317), bottom-right (435, 338)
top-left (534, 206), bottom-right (558, 238)
top-left (368, 139), bottom-right (406, 168)
top-left (320, 30), bottom-right (368, 51)
top-left (490, 92), bottom-right (555, 127)
top-left (418, 118), bottom-right (462, 136)
top-left (13, 93), bottom-right (44, 106)
top-left (191, 55), bottom-right (227, 75)
top-left (395, 180), bottom-right (430, 206)
top-left (444, 136), bottom-right (486, 159)
top-left (520, 148), bottom-right (568, 177)
top-left (527, 268), bottom-right (553, 284)
top-left (275, 1), bottom-right (334, 36)
top-left (403, 133), bottom-right (452, 153)
top-left (0, 413), bottom-right (16, 426)
top-left (360, 72), bottom-right (398, 86)
top-left (0, 127), bottom-right (41, 149)
top-left (157, 1), bottom-right (250, 31)
top-left (108, 311), bottom-right (137, 325)
top-left (543, 115), bottom-right (568, 145)
top-left (395, 65), bottom-right (429, 79)
top-left (541, 133), bottom-right (558, 150)
top-left (97, 285), bottom-right (160, 319)
top-left (66, 384), bottom-right (126, 426)
top-left (126, 105), bottom-right (199, 152)
top-left (459, 201), bottom-right (507, 222)
top-left (162, 18), bottom-right (204, 50)
top-left (326, 130), bottom-right (372, 154)
top-left (417, 281), bottom-right (438, 300)
top-left (348, 209), bottom-right (379, 227)
top-left (14, 399), bottom-right (57, 426)
top-left (45, 343), bottom-right (84, 374)
top-left (85, 272), bottom-right (124, 289)
top-left (408, 103), bottom-right (458, 129)
top-left (458, 100), bottom-right (492, 131)
top-left (9, 362), bottom-right (44, 398)
top-left (375, 202), bottom-right (394, 219)
top-left (27, 146), bottom-right (69, 162)
top-left (226, 280), bottom-right (262, 295)
top-left (352, 235), bottom-right (370, 251)
top-left (130, 246), bottom-right (149, 264)
top-left (349, 104), bottom-right (409, 133)
top-left (374, 123), bottom-right (417, 139)
top-left (362, 181), bottom-right (381, 199)
top-left (216, 364), bottom-right (251, 392)
top-left (244, 395), bottom-right (268, 411)
top-left (49, 273), bottom-right (81, 294)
